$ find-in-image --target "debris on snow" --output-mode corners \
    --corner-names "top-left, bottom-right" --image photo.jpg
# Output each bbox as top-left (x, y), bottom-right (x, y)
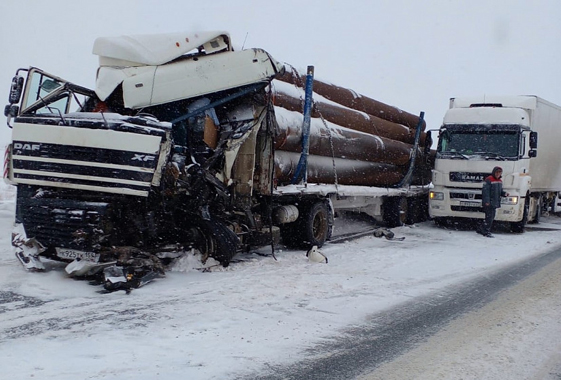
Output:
top-left (306, 245), bottom-right (328, 263)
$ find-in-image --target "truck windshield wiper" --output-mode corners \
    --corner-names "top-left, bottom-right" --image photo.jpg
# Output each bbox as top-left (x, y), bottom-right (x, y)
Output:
top-left (443, 151), bottom-right (469, 160)
top-left (474, 152), bottom-right (506, 161)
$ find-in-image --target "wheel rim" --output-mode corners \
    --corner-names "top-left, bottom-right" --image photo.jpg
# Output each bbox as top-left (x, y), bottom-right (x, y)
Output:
top-left (191, 227), bottom-right (215, 264)
top-left (312, 211), bottom-right (328, 241)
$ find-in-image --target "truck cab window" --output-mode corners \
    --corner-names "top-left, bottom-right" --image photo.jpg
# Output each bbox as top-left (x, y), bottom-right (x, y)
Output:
top-left (23, 71), bottom-right (63, 111)
top-left (437, 128), bottom-right (519, 159)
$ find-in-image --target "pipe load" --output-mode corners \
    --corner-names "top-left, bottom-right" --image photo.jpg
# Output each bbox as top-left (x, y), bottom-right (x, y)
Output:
top-left (273, 90), bottom-right (428, 147)
top-left (274, 107), bottom-right (412, 166)
top-left (275, 151), bottom-right (404, 187)
top-left (276, 67), bottom-right (426, 131)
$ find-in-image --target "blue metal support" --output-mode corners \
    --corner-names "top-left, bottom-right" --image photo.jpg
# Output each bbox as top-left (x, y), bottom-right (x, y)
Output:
top-left (291, 66), bottom-right (315, 184)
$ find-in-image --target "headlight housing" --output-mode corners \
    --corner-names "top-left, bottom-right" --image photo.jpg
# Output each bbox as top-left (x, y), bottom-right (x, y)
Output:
top-left (501, 196), bottom-right (519, 205)
top-left (429, 191), bottom-right (444, 201)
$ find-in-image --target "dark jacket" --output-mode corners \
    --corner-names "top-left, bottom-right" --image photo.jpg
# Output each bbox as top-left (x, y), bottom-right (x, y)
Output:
top-left (481, 166), bottom-right (505, 209)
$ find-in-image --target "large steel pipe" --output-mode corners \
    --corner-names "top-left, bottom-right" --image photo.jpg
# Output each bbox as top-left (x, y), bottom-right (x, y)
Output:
top-left (276, 67), bottom-right (426, 131)
top-left (275, 151), bottom-right (405, 187)
top-left (274, 90), bottom-right (427, 146)
top-left (274, 107), bottom-right (412, 166)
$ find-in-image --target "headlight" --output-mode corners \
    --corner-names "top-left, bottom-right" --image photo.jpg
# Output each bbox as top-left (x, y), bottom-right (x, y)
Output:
top-left (501, 196), bottom-right (518, 205)
top-left (430, 191), bottom-right (444, 201)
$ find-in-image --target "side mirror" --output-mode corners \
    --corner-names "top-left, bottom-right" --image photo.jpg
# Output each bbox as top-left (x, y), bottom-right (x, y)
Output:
top-left (529, 131), bottom-right (538, 149)
top-left (8, 76), bottom-right (24, 104)
top-left (529, 149), bottom-right (537, 158)
top-left (4, 104), bottom-right (19, 117)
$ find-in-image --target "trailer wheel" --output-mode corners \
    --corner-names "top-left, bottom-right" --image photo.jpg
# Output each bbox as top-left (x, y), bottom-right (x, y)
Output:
top-left (383, 197), bottom-right (408, 228)
top-left (529, 196), bottom-right (542, 224)
top-left (510, 196), bottom-right (528, 233)
top-left (554, 193), bottom-right (561, 215)
top-left (406, 196), bottom-right (428, 224)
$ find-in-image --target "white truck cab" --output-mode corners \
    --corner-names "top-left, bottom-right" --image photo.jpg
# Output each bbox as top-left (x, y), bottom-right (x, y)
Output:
top-left (429, 95), bottom-right (561, 232)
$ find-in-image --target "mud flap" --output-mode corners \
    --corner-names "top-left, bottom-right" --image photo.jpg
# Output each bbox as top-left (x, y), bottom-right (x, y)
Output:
top-left (12, 223), bottom-right (46, 271)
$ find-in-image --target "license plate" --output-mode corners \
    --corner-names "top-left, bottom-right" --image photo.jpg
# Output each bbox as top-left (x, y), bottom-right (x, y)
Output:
top-left (460, 201), bottom-right (480, 207)
top-left (56, 248), bottom-right (98, 262)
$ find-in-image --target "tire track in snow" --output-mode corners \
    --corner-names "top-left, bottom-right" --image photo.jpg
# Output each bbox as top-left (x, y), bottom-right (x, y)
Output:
top-left (0, 292), bottom-right (179, 341)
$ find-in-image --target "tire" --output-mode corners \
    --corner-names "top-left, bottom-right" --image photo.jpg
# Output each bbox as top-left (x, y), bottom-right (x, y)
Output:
top-left (192, 219), bottom-right (239, 267)
top-left (406, 196), bottom-right (428, 224)
top-left (533, 196), bottom-right (542, 224)
top-left (510, 196), bottom-right (528, 233)
top-left (283, 202), bottom-right (332, 249)
top-left (433, 217), bottom-right (448, 227)
top-left (383, 197), bottom-right (408, 228)
top-left (302, 202), bottom-right (332, 248)
top-left (554, 193), bottom-right (561, 215)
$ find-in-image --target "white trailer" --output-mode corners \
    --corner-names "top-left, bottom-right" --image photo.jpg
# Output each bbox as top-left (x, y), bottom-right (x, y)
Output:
top-left (429, 95), bottom-right (561, 232)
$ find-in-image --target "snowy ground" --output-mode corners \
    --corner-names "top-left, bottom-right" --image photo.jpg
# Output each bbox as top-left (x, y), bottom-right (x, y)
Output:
top-left (0, 192), bottom-right (560, 380)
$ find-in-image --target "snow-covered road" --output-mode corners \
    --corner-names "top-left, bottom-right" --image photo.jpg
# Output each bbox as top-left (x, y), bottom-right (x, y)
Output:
top-left (0, 197), bottom-right (560, 380)
top-left (359, 248), bottom-right (561, 380)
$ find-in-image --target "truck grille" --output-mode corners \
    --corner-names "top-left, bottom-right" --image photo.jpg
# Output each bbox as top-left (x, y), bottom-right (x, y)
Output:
top-left (20, 197), bottom-right (110, 251)
top-left (451, 205), bottom-right (483, 212)
top-left (450, 192), bottom-right (482, 200)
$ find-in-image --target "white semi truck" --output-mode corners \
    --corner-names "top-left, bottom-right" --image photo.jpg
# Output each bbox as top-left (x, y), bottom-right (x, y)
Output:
top-left (429, 95), bottom-right (561, 232)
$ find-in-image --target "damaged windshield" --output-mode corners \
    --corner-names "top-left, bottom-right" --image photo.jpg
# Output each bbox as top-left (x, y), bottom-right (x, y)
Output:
top-left (437, 127), bottom-right (520, 160)
top-left (20, 68), bottom-right (95, 116)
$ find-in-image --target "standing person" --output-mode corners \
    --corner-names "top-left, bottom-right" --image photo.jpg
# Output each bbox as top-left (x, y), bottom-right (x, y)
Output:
top-left (477, 166), bottom-right (506, 237)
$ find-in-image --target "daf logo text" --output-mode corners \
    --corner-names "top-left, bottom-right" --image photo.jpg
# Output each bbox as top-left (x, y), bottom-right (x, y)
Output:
top-left (14, 143), bottom-right (40, 151)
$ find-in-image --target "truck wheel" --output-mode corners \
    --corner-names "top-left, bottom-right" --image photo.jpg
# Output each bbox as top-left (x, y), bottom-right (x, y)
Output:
top-left (281, 202), bottom-right (332, 249)
top-left (191, 227), bottom-right (215, 263)
top-left (383, 197), bottom-right (408, 228)
top-left (406, 196), bottom-right (428, 224)
top-left (554, 193), bottom-right (561, 215)
top-left (510, 197), bottom-right (528, 233)
top-left (193, 219), bottom-right (239, 267)
top-left (301, 202), bottom-right (331, 248)
top-left (530, 196), bottom-right (542, 224)
top-left (433, 217), bottom-right (447, 227)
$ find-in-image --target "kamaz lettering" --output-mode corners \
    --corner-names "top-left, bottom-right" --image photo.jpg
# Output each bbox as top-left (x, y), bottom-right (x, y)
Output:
top-left (449, 172), bottom-right (487, 182)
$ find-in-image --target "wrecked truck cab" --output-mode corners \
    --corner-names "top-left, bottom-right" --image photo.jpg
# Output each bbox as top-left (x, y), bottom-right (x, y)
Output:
top-left (6, 32), bottom-right (287, 291)
top-left (9, 108), bottom-right (175, 286)
top-left (92, 31), bottom-right (284, 110)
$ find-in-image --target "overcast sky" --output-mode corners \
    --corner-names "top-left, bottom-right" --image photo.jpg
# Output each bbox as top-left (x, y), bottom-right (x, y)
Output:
top-left (1, 0), bottom-right (560, 146)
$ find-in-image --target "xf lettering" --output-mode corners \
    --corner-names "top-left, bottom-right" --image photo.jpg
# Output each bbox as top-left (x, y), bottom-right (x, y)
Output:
top-left (132, 154), bottom-right (155, 162)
